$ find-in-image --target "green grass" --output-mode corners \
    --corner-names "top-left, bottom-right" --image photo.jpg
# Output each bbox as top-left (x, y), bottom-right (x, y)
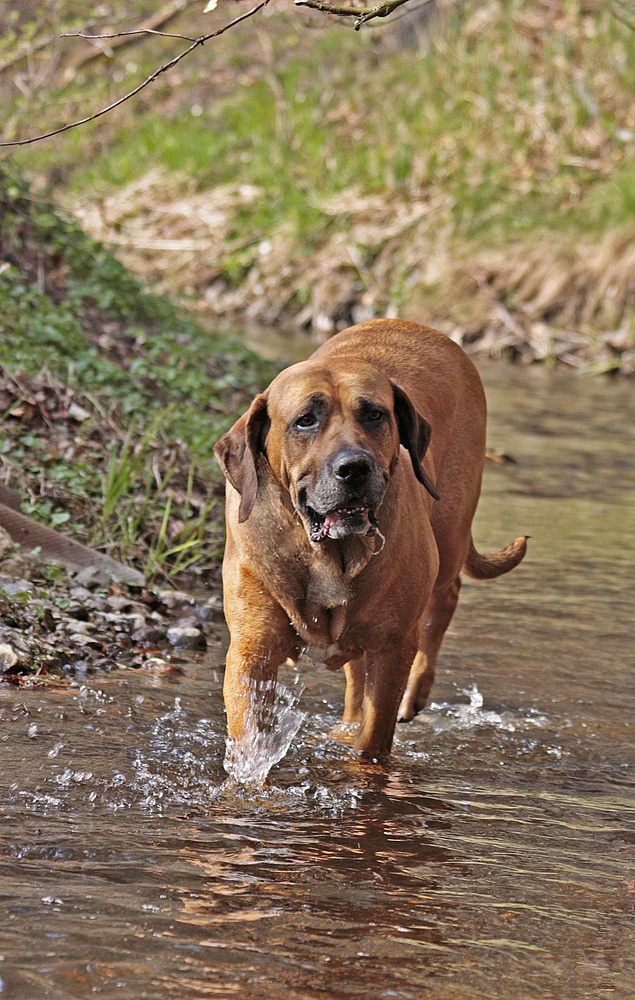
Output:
top-left (0, 169), bottom-right (278, 581)
top-left (18, 0), bottom-right (631, 250)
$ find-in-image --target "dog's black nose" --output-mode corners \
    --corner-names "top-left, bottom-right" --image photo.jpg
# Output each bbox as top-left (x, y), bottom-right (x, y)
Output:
top-left (332, 450), bottom-right (374, 483)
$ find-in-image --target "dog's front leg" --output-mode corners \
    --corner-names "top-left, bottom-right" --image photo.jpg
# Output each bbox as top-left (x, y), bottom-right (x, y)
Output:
top-left (353, 632), bottom-right (419, 758)
top-left (222, 583), bottom-right (297, 757)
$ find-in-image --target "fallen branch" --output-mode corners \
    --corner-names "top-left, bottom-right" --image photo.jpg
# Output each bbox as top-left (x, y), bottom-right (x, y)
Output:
top-left (0, 0), bottom-right (270, 147)
top-left (0, 483), bottom-right (145, 585)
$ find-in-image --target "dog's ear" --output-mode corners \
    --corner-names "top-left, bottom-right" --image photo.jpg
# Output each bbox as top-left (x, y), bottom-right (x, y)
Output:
top-left (214, 393), bottom-right (270, 522)
top-left (390, 381), bottom-right (440, 501)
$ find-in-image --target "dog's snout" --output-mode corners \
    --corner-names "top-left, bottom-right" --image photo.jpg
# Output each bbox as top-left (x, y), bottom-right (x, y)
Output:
top-left (332, 449), bottom-right (374, 484)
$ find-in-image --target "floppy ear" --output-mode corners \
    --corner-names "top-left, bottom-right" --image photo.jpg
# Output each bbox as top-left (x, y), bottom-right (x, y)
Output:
top-left (214, 393), bottom-right (270, 522)
top-left (390, 381), bottom-right (440, 501)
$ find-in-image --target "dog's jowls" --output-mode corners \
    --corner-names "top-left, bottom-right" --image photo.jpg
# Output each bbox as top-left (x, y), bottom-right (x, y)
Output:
top-left (214, 319), bottom-right (527, 764)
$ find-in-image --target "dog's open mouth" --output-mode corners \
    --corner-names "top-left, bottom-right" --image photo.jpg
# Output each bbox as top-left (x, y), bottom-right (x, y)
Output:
top-left (307, 501), bottom-right (376, 542)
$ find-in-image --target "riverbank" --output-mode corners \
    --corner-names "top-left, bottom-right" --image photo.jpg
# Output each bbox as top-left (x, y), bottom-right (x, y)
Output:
top-left (0, 169), bottom-right (275, 682)
top-left (0, 171), bottom-right (277, 587)
top-left (2, 0), bottom-right (634, 374)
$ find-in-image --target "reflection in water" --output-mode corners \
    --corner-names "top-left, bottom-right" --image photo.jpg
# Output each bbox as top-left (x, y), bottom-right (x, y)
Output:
top-left (1, 363), bottom-right (634, 1000)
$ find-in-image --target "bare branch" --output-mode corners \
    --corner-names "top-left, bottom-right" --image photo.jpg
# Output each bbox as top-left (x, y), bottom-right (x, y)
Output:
top-left (293, 0), bottom-right (417, 29)
top-left (0, 0), bottom-right (270, 148)
top-left (61, 29), bottom-right (200, 43)
top-left (294, 1), bottom-right (365, 18)
top-left (59, 1), bottom-right (192, 81)
top-left (1, 0), bottom-right (430, 145)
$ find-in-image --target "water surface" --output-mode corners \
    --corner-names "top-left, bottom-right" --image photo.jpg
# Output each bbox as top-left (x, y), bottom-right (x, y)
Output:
top-left (1, 362), bottom-right (634, 999)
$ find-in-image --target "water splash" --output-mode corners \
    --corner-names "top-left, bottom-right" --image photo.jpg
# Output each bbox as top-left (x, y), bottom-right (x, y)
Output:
top-left (129, 697), bottom-right (221, 812)
top-left (224, 678), bottom-right (307, 786)
top-left (426, 684), bottom-right (548, 734)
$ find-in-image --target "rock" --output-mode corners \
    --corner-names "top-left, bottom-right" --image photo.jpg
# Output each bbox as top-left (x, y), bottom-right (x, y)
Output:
top-left (67, 402), bottom-right (91, 422)
top-left (0, 629), bottom-right (33, 671)
top-left (131, 626), bottom-right (166, 645)
top-left (158, 589), bottom-right (194, 609)
top-left (69, 586), bottom-right (95, 605)
top-left (2, 579), bottom-right (34, 596)
top-left (68, 633), bottom-right (103, 649)
top-left (166, 626), bottom-right (207, 650)
top-left (106, 595), bottom-right (134, 612)
top-left (62, 620), bottom-right (94, 635)
top-left (0, 643), bottom-right (19, 672)
top-left (74, 567), bottom-right (101, 587)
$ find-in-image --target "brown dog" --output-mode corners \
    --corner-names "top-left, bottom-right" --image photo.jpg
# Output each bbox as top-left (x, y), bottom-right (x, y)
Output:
top-left (215, 319), bottom-right (526, 763)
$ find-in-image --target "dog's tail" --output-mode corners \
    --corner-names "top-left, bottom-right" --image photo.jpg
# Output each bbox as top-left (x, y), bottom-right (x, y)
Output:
top-left (462, 534), bottom-right (528, 580)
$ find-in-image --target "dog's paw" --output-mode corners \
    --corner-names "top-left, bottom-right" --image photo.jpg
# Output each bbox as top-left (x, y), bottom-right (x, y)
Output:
top-left (397, 695), bottom-right (418, 723)
top-left (328, 721), bottom-right (360, 744)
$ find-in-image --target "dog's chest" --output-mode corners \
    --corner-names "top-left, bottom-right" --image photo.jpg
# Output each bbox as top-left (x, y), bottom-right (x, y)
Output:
top-left (252, 513), bottom-right (376, 653)
top-left (305, 563), bottom-right (351, 611)
top-left (283, 558), bottom-right (351, 651)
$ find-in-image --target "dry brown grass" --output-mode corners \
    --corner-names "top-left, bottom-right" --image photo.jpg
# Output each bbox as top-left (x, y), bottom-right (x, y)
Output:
top-left (72, 166), bottom-right (635, 373)
top-left (71, 167), bottom-right (449, 327)
top-left (416, 228), bottom-right (635, 373)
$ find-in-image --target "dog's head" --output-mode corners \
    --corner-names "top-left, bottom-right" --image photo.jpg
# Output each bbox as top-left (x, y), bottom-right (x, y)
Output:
top-left (214, 357), bottom-right (439, 541)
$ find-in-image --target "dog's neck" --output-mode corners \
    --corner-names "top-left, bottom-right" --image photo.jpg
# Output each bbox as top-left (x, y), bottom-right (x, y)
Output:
top-left (309, 531), bottom-right (380, 586)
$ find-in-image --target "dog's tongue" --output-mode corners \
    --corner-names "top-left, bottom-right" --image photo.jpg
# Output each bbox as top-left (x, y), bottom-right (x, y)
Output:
top-left (323, 510), bottom-right (344, 534)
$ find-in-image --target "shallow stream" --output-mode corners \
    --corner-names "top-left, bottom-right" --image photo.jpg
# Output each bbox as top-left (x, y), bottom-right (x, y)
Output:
top-left (1, 361), bottom-right (634, 999)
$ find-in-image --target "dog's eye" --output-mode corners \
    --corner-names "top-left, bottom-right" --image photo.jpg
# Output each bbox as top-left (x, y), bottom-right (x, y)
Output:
top-left (295, 413), bottom-right (318, 429)
top-left (366, 409), bottom-right (385, 422)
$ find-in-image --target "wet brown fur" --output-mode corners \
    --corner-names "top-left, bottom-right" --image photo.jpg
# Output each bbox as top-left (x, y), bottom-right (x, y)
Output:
top-left (215, 319), bottom-right (527, 761)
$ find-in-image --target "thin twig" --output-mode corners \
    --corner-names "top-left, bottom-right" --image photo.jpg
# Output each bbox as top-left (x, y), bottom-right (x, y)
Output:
top-left (0, 0), bottom-right (270, 147)
top-left (61, 29), bottom-right (200, 42)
